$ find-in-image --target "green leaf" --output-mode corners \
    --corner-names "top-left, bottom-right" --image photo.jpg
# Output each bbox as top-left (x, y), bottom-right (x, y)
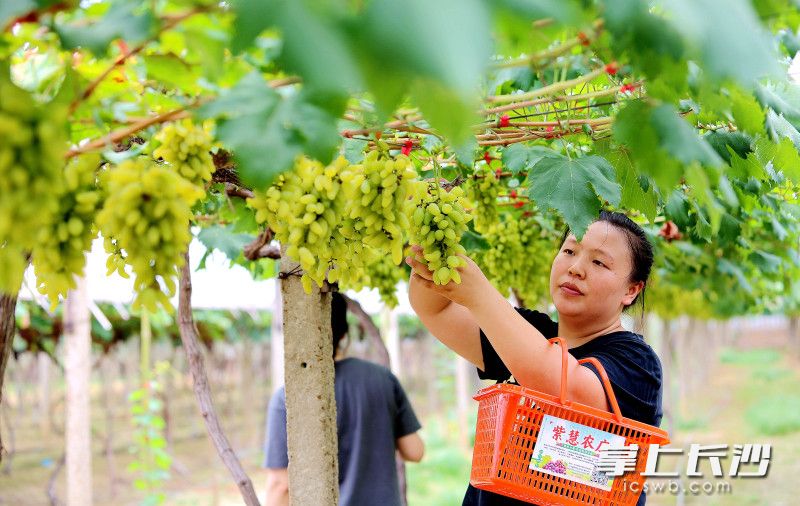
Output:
top-left (704, 131), bottom-right (752, 164)
top-left (183, 27), bottom-right (227, 81)
top-left (729, 86), bottom-right (766, 134)
top-left (410, 79), bottom-right (478, 144)
top-left (501, 144), bottom-right (562, 176)
top-left (55, 2), bottom-right (155, 56)
top-left (527, 156), bottom-right (621, 239)
top-left (341, 138), bottom-right (368, 164)
top-left (754, 137), bottom-right (800, 182)
top-left (197, 226), bottom-right (254, 264)
top-left (717, 258), bottom-right (752, 294)
top-left (612, 101), bottom-right (683, 191)
top-left (277, 1), bottom-right (361, 95)
top-left (230, 0), bottom-right (278, 53)
top-left (492, 0), bottom-right (582, 24)
top-left (650, 104), bottom-right (723, 167)
top-left (663, 0), bottom-right (781, 85)
top-left (727, 150), bottom-right (766, 181)
top-left (766, 110), bottom-right (800, 150)
top-left (144, 54), bottom-right (199, 91)
top-left (665, 190), bottom-right (692, 230)
top-left (749, 250), bottom-right (783, 273)
top-left (201, 73), bottom-right (340, 189)
top-left (461, 229), bottom-right (489, 251)
top-left (607, 148), bottom-right (658, 222)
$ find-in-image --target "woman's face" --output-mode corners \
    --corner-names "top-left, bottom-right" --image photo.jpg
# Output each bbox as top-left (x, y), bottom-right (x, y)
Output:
top-left (549, 221), bottom-right (643, 323)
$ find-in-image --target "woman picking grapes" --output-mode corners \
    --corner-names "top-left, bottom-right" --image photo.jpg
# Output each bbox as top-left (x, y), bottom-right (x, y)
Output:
top-left (406, 211), bottom-right (663, 506)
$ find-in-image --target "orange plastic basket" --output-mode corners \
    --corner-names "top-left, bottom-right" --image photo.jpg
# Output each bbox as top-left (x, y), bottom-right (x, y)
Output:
top-left (470, 337), bottom-right (670, 505)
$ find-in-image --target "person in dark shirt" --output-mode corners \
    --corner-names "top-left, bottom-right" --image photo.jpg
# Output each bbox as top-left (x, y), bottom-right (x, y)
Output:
top-left (263, 292), bottom-right (424, 506)
top-left (406, 211), bottom-right (663, 506)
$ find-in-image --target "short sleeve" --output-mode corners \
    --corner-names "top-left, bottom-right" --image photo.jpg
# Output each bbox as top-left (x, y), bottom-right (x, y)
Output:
top-left (263, 387), bottom-right (289, 468)
top-left (578, 336), bottom-right (663, 426)
top-left (478, 307), bottom-right (558, 381)
top-left (392, 375), bottom-right (422, 438)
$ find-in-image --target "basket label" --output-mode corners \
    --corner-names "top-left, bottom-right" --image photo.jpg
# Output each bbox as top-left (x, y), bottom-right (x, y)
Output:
top-left (529, 414), bottom-right (626, 491)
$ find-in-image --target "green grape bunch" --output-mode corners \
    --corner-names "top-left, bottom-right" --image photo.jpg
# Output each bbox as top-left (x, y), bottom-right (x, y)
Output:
top-left (249, 157), bottom-right (349, 293)
top-left (32, 154), bottom-right (103, 307)
top-left (406, 181), bottom-right (471, 285)
top-left (339, 151), bottom-right (417, 266)
top-left (96, 158), bottom-right (204, 312)
top-left (466, 163), bottom-right (502, 233)
top-left (153, 119), bottom-right (216, 187)
top-left (0, 65), bottom-right (67, 292)
top-left (337, 248), bottom-right (407, 308)
top-left (475, 214), bottom-right (551, 308)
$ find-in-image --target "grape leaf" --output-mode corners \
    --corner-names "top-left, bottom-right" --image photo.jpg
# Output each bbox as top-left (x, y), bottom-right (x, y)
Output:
top-left (527, 155), bottom-right (621, 239)
top-left (55, 2), bottom-right (155, 56)
top-left (502, 144), bottom-right (562, 176)
top-left (650, 104), bottom-right (723, 167)
top-left (197, 225), bottom-right (253, 264)
top-left (663, 0), bottom-right (781, 85)
top-left (199, 72), bottom-right (340, 189)
top-left (704, 131), bottom-right (752, 164)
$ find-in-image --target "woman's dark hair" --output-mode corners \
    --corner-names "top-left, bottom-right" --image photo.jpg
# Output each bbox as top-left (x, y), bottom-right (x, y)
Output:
top-left (331, 291), bottom-right (349, 356)
top-left (560, 210), bottom-right (654, 314)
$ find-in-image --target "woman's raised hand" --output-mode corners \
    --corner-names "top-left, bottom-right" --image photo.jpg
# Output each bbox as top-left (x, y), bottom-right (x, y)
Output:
top-left (405, 245), bottom-right (492, 310)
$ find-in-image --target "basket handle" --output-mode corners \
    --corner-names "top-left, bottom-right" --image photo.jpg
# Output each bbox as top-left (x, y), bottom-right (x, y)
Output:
top-left (577, 357), bottom-right (624, 423)
top-left (547, 337), bottom-right (624, 423)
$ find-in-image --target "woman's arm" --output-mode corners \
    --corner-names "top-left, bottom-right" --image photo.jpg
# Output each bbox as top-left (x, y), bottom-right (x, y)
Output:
top-left (407, 249), bottom-right (484, 369)
top-left (408, 250), bottom-right (609, 410)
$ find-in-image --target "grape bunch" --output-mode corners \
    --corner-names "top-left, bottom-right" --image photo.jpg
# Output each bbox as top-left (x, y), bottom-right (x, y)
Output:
top-left (475, 214), bottom-right (551, 307)
top-left (153, 119), bottom-right (216, 187)
top-left (406, 182), bottom-right (471, 285)
top-left (337, 249), bottom-right (407, 308)
top-left (96, 158), bottom-right (204, 312)
top-left (466, 164), bottom-right (502, 233)
top-left (0, 65), bottom-right (67, 292)
top-left (248, 157), bottom-right (350, 293)
top-left (32, 154), bottom-right (103, 306)
top-left (339, 151), bottom-right (417, 265)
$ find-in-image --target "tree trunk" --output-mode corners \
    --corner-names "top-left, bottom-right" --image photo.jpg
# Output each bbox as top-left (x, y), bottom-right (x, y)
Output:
top-left (64, 275), bottom-right (93, 506)
top-left (280, 250), bottom-right (339, 506)
top-left (271, 280), bottom-right (285, 393)
top-left (381, 306), bottom-right (402, 380)
top-left (0, 292), bottom-right (18, 462)
top-left (99, 358), bottom-right (118, 499)
top-left (38, 352), bottom-right (52, 439)
top-left (178, 251), bottom-right (261, 506)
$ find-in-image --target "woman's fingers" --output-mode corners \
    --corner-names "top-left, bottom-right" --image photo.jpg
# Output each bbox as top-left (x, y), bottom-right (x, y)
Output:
top-left (405, 255), bottom-right (434, 280)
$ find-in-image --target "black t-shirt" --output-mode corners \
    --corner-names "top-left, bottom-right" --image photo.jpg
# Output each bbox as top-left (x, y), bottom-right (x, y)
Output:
top-left (264, 358), bottom-right (421, 506)
top-left (464, 307), bottom-right (664, 506)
